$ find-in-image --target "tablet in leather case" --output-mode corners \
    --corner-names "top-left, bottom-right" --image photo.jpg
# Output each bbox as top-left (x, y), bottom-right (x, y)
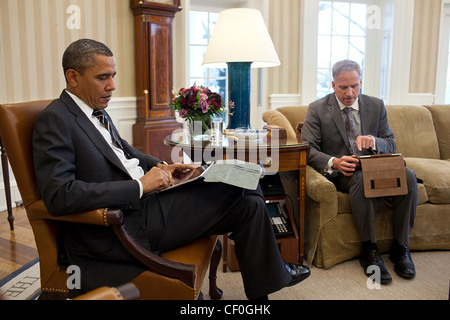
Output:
top-left (359, 154), bottom-right (408, 198)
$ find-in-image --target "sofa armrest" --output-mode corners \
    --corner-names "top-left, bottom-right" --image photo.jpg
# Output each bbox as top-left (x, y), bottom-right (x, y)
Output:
top-left (305, 166), bottom-right (338, 224)
top-left (262, 110), bottom-right (297, 141)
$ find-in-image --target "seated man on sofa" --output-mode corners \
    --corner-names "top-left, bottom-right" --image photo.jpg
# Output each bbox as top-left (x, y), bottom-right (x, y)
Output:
top-left (301, 60), bottom-right (418, 284)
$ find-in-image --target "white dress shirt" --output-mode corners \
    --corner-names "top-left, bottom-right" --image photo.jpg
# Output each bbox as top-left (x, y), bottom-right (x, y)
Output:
top-left (65, 91), bottom-right (144, 196)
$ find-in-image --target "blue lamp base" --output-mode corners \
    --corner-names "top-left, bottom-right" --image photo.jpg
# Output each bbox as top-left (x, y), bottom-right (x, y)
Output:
top-left (227, 62), bottom-right (252, 129)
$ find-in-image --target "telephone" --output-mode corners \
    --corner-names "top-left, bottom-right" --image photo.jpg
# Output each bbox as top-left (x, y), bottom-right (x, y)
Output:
top-left (265, 199), bottom-right (294, 237)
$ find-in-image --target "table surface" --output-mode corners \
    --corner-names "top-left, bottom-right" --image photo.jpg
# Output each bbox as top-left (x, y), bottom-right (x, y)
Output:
top-left (164, 131), bottom-right (309, 149)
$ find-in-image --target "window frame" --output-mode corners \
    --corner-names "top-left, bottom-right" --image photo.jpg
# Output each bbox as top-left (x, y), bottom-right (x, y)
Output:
top-left (436, 1), bottom-right (450, 104)
top-left (187, 1), bottom-right (246, 104)
top-left (188, 9), bottom-right (227, 98)
top-left (301, 0), bottom-right (387, 105)
top-left (316, 1), bottom-right (372, 99)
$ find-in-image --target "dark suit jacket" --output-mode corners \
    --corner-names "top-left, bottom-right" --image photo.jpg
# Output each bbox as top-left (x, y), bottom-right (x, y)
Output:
top-left (33, 90), bottom-right (163, 291)
top-left (301, 93), bottom-right (396, 178)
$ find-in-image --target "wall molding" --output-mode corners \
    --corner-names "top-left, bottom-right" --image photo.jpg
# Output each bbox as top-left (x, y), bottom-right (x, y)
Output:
top-left (402, 93), bottom-right (436, 106)
top-left (104, 97), bottom-right (137, 144)
top-left (269, 94), bottom-right (303, 110)
top-left (0, 172), bottom-right (20, 212)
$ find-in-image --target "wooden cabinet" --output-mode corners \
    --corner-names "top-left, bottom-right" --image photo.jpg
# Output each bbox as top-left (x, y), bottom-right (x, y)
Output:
top-left (130, 0), bottom-right (182, 162)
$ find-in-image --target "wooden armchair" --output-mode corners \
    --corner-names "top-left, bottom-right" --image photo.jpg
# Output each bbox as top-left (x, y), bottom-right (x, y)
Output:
top-left (0, 100), bottom-right (223, 300)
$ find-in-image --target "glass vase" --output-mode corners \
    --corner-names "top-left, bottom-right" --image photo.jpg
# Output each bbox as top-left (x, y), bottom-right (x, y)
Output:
top-left (188, 116), bottom-right (212, 141)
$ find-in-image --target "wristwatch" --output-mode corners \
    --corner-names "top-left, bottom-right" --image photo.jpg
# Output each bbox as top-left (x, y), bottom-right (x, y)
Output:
top-left (330, 157), bottom-right (335, 170)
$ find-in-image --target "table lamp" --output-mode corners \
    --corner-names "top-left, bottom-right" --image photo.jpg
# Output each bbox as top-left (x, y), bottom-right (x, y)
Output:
top-left (202, 8), bottom-right (280, 130)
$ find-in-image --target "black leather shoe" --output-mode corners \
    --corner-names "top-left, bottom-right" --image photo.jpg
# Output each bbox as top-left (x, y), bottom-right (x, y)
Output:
top-left (389, 242), bottom-right (415, 279)
top-left (360, 247), bottom-right (392, 285)
top-left (285, 262), bottom-right (311, 287)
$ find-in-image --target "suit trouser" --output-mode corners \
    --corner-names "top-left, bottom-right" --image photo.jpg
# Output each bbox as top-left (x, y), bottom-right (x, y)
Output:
top-left (140, 181), bottom-right (292, 299)
top-left (332, 168), bottom-right (418, 246)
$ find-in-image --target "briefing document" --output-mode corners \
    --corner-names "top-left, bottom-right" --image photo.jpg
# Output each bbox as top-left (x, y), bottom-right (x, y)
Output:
top-left (203, 159), bottom-right (263, 190)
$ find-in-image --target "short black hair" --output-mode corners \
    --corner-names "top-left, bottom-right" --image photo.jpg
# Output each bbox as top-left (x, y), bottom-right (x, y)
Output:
top-left (62, 39), bottom-right (113, 76)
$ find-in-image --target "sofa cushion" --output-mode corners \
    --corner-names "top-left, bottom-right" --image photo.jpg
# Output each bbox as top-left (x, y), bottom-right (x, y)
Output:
top-left (416, 183), bottom-right (429, 205)
top-left (405, 158), bottom-right (450, 204)
top-left (262, 109), bottom-right (297, 141)
top-left (386, 105), bottom-right (440, 159)
top-left (424, 105), bottom-right (450, 160)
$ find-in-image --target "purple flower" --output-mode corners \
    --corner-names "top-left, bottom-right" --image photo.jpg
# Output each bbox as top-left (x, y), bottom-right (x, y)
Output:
top-left (170, 85), bottom-right (229, 119)
top-left (179, 108), bottom-right (188, 118)
top-left (199, 93), bottom-right (209, 113)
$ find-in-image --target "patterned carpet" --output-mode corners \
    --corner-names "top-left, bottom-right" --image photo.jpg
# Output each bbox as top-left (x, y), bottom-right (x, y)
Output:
top-left (0, 258), bottom-right (40, 300)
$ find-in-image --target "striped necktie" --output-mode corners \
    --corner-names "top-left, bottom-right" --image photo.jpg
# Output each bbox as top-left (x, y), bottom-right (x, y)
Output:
top-left (92, 109), bottom-right (124, 150)
top-left (343, 107), bottom-right (361, 155)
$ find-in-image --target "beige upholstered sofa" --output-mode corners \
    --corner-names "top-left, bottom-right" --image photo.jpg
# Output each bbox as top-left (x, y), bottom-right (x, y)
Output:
top-left (263, 104), bottom-right (450, 268)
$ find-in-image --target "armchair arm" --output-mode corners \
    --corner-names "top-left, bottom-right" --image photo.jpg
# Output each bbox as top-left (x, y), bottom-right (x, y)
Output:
top-left (27, 199), bottom-right (196, 287)
top-left (112, 224), bottom-right (195, 288)
top-left (26, 200), bottom-right (123, 226)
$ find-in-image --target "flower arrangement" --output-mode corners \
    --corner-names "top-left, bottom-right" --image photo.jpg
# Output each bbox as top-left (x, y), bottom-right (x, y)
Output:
top-left (170, 85), bottom-right (233, 123)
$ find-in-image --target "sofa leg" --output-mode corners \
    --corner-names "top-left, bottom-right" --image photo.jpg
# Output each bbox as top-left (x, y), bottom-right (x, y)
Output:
top-left (209, 240), bottom-right (223, 300)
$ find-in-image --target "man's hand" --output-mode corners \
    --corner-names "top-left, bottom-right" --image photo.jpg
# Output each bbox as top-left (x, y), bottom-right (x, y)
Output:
top-left (139, 163), bottom-right (198, 194)
top-left (332, 155), bottom-right (360, 177)
top-left (157, 163), bottom-right (198, 184)
top-left (356, 135), bottom-right (375, 152)
top-left (139, 167), bottom-right (173, 194)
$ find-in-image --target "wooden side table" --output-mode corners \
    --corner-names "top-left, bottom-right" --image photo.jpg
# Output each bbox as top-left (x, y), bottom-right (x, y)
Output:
top-left (0, 135), bottom-right (14, 230)
top-left (164, 134), bottom-right (310, 272)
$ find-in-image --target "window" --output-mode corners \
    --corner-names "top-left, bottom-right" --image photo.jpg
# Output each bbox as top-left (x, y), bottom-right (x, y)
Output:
top-left (317, 1), bottom-right (368, 99)
top-left (446, 33), bottom-right (450, 104)
top-left (189, 10), bottom-right (227, 100)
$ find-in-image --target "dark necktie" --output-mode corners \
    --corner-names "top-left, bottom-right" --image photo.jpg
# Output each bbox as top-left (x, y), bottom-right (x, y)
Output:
top-left (343, 107), bottom-right (360, 155)
top-left (92, 109), bottom-right (124, 150)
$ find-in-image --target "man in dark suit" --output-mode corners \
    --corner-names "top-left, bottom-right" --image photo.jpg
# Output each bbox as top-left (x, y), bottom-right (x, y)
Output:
top-left (32, 39), bottom-right (310, 299)
top-left (301, 60), bottom-right (417, 284)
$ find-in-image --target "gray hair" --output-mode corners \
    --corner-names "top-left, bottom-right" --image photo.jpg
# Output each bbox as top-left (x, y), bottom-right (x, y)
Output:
top-left (62, 39), bottom-right (113, 77)
top-left (332, 60), bottom-right (362, 80)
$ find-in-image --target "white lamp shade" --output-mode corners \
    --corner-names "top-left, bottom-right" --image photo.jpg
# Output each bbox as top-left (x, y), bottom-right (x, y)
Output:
top-left (202, 8), bottom-right (280, 69)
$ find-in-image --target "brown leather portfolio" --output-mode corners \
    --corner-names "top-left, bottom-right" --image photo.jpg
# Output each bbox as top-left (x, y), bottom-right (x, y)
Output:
top-left (359, 154), bottom-right (408, 198)
top-left (263, 124), bottom-right (287, 139)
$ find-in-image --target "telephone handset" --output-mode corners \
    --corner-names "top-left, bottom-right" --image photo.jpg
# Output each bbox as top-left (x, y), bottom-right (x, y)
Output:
top-left (265, 199), bottom-right (294, 237)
